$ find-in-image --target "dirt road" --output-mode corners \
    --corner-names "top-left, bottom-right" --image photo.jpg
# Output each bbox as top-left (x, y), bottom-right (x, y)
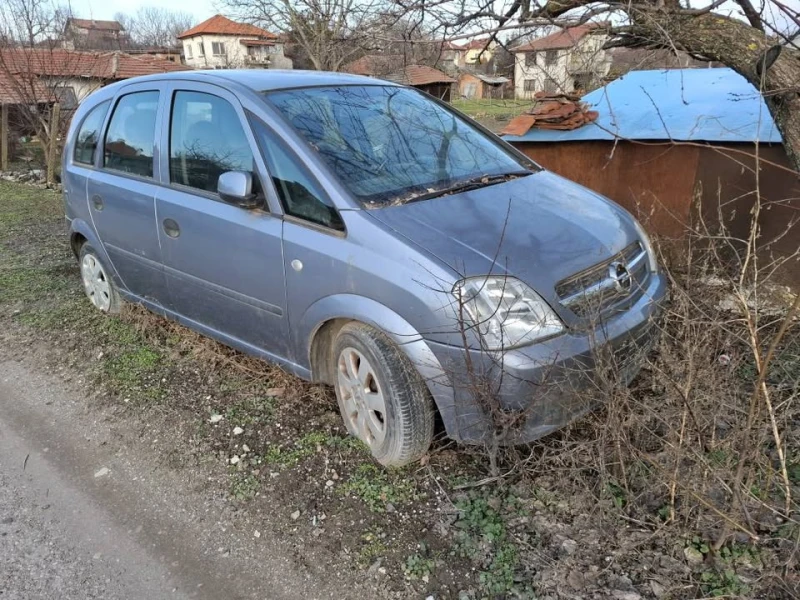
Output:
top-left (0, 360), bottom-right (358, 600)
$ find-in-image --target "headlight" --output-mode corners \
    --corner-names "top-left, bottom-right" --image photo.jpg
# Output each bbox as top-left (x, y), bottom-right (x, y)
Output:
top-left (632, 218), bottom-right (659, 272)
top-left (453, 276), bottom-right (564, 350)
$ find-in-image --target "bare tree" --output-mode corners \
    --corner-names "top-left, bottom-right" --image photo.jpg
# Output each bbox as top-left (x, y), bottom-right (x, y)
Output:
top-left (392, 0), bottom-right (800, 170)
top-left (115, 7), bottom-right (194, 48)
top-left (220, 0), bottom-right (389, 71)
top-left (0, 0), bottom-right (102, 181)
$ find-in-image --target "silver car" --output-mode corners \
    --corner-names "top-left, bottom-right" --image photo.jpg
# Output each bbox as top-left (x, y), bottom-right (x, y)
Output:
top-left (62, 70), bottom-right (667, 466)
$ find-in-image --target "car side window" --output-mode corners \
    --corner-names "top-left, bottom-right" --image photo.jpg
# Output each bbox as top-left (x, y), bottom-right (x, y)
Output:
top-left (250, 116), bottom-right (343, 231)
top-left (103, 91), bottom-right (159, 178)
top-left (73, 100), bottom-right (110, 165)
top-left (169, 91), bottom-right (257, 195)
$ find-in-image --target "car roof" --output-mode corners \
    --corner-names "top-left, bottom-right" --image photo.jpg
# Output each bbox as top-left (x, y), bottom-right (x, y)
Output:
top-left (113, 69), bottom-right (395, 92)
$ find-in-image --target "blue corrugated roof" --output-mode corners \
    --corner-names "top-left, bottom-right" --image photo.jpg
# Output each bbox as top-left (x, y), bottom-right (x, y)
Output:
top-left (503, 68), bottom-right (781, 144)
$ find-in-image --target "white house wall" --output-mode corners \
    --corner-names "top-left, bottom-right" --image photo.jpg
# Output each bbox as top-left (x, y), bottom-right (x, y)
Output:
top-left (514, 35), bottom-right (610, 99)
top-left (181, 35), bottom-right (291, 69)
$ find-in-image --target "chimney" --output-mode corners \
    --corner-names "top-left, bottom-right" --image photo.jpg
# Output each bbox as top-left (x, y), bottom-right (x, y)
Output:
top-left (111, 52), bottom-right (119, 77)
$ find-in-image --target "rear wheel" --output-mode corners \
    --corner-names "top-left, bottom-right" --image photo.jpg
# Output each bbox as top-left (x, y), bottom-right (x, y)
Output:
top-left (332, 322), bottom-right (434, 467)
top-left (79, 243), bottom-right (121, 314)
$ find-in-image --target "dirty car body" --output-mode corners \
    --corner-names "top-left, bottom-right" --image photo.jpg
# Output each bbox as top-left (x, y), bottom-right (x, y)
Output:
top-left (62, 70), bottom-right (667, 463)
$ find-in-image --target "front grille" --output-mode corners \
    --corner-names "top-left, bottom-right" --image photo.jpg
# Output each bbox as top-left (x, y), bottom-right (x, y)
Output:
top-left (555, 241), bottom-right (650, 319)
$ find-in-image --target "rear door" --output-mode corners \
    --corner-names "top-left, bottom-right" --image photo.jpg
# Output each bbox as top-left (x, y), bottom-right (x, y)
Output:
top-left (154, 82), bottom-right (290, 360)
top-left (87, 84), bottom-right (168, 304)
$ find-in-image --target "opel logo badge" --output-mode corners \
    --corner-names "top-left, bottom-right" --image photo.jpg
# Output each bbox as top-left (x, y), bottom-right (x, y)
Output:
top-left (609, 261), bottom-right (632, 293)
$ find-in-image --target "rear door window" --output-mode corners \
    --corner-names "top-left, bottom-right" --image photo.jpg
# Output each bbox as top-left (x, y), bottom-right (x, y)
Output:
top-left (169, 90), bottom-right (256, 194)
top-left (73, 100), bottom-right (110, 165)
top-left (103, 91), bottom-right (159, 178)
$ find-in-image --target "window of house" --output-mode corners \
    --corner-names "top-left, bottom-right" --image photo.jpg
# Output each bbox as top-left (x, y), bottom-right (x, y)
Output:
top-left (573, 73), bottom-right (592, 92)
top-left (523, 79), bottom-right (536, 92)
top-left (249, 115), bottom-right (343, 230)
top-left (247, 45), bottom-right (256, 56)
top-left (543, 79), bottom-right (559, 93)
top-left (169, 91), bottom-right (257, 195)
top-left (525, 52), bottom-right (537, 67)
top-left (73, 100), bottom-right (110, 165)
top-left (103, 91), bottom-right (159, 178)
top-left (211, 42), bottom-right (225, 56)
top-left (545, 49), bottom-right (559, 65)
top-left (186, 44), bottom-right (192, 58)
top-left (197, 42), bottom-right (204, 56)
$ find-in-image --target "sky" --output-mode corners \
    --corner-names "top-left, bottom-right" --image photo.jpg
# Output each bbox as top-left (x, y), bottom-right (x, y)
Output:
top-left (67, 0), bottom-right (217, 21)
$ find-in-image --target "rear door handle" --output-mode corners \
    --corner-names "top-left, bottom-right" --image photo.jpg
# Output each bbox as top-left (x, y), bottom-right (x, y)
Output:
top-left (162, 218), bottom-right (180, 238)
top-left (91, 194), bottom-right (103, 211)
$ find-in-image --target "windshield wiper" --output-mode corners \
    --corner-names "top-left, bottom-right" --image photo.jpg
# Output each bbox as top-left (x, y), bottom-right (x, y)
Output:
top-left (404, 170), bottom-right (533, 203)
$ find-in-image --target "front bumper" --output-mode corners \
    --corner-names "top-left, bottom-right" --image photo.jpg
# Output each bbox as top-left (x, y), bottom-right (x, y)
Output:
top-left (426, 271), bottom-right (669, 444)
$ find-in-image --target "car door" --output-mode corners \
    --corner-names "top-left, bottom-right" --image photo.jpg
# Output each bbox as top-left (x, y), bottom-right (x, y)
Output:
top-left (154, 83), bottom-right (290, 360)
top-left (247, 117), bottom-right (349, 363)
top-left (87, 84), bottom-right (169, 305)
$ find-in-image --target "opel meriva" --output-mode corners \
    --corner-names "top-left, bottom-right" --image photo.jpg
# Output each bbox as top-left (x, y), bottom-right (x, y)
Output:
top-left (62, 70), bottom-right (668, 466)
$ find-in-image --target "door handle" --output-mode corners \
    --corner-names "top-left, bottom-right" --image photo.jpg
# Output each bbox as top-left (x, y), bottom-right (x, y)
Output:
top-left (91, 194), bottom-right (104, 211)
top-left (162, 218), bottom-right (180, 238)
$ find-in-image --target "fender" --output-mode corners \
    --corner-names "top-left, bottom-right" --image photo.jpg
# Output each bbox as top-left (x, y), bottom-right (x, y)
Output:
top-left (68, 217), bottom-right (127, 290)
top-left (299, 294), bottom-right (459, 439)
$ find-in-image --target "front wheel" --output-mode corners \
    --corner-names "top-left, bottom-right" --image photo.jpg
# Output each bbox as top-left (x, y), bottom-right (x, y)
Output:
top-left (79, 243), bottom-right (121, 314)
top-left (332, 322), bottom-right (435, 467)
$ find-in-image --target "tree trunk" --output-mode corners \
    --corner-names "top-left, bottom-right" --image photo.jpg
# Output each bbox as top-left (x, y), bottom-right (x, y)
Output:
top-left (629, 13), bottom-right (800, 171)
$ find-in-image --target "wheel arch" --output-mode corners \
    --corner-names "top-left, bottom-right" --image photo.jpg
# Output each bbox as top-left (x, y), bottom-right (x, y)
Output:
top-left (301, 295), bottom-right (459, 439)
top-left (68, 218), bottom-right (124, 288)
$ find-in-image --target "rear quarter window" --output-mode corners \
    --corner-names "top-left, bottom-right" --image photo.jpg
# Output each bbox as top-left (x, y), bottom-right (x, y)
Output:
top-left (72, 100), bottom-right (110, 165)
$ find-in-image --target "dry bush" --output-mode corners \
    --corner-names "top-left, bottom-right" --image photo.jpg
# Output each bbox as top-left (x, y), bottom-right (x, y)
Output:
top-left (483, 181), bottom-right (800, 565)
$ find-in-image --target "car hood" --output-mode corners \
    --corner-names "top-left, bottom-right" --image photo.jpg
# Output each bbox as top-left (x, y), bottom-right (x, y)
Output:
top-left (367, 170), bottom-right (639, 315)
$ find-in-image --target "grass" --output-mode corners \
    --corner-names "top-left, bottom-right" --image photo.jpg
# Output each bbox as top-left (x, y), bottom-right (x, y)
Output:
top-left (452, 491), bottom-right (531, 597)
top-left (340, 463), bottom-right (419, 513)
top-left (264, 431), bottom-right (366, 468)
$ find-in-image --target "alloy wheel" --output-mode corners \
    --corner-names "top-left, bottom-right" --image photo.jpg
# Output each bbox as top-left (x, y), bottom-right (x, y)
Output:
top-left (336, 347), bottom-right (387, 447)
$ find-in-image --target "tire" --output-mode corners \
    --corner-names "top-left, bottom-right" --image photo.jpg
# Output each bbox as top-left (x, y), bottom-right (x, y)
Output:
top-left (332, 322), bottom-right (435, 467)
top-left (78, 243), bottom-right (121, 314)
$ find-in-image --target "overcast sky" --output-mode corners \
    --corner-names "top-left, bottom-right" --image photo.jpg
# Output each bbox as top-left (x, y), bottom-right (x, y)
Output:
top-left (68, 0), bottom-right (216, 21)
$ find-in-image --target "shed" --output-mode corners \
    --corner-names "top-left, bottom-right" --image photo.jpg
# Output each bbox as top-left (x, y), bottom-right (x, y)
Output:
top-left (503, 68), bottom-right (799, 281)
top-left (458, 70), bottom-right (510, 99)
top-left (385, 65), bottom-right (455, 102)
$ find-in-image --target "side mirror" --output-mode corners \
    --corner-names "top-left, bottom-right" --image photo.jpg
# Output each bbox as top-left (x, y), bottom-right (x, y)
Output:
top-left (218, 171), bottom-right (261, 209)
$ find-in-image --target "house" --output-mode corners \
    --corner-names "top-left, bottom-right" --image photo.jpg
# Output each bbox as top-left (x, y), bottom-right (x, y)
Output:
top-left (457, 70), bottom-right (510, 99)
top-left (62, 18), bottom-right (128, 50)
top-left (177, 15), bottom-right (292, 70)
top-left (0, 47), bottom-right (189, 105)
top-left (435, 41), bottom-right (463, 74)
top-left (127, 46), bottom-right (184, 64)
top-left (513, 24), bottom-right (610, 98)
top-left (502, 68), bottom-right (799, 283)
top-left (385, 65), bottom-right (455, 101)
top-left (462, 38), bottom-right (496, 65)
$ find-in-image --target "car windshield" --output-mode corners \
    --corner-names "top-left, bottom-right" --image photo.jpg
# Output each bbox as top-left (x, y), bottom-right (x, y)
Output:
top-left (265, 85), bottom-right (534, 206)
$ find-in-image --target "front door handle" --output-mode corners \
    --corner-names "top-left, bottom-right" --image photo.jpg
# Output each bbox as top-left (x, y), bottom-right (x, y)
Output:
top-left (162, 218), bottom-right (180, 238)
top-left (91, 194), bottom-right (103, 211)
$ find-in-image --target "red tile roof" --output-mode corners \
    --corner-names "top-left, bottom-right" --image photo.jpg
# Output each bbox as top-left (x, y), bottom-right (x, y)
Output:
top-left (0, 48), bottom-right (188, 80)
top-left (0, 71), bottom-right (50, 104)
top-left (67, 18), bottom-right (124, 32)
top-left (178, 15), bottom-right (277, 40)
top-left (386, 64), bottom-right (455, 86)
top-left (514, 24), bottom-right (604, 52)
